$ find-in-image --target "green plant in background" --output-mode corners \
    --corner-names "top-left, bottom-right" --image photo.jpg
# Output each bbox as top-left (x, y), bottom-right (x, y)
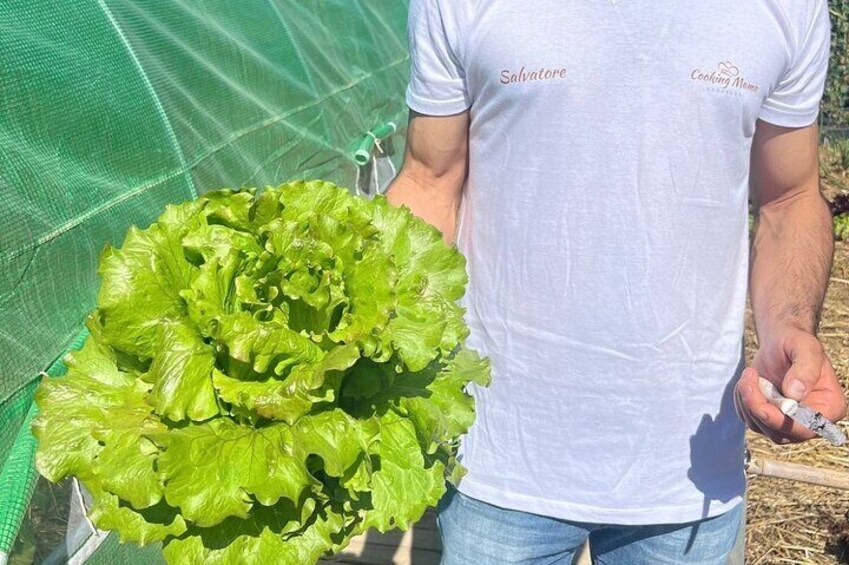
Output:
top-left (30, 181), bottom-right (490, 565)
top-left (830, 193), bottom-right (849, 240)
top-left (835, 215), bottom-right (849, 240)
top-left (824, 2), bottom-right (849, 128)
top-left (820, 139), bottom-right (849, 186)
top-left (826, 138), bottom-right (849, 171)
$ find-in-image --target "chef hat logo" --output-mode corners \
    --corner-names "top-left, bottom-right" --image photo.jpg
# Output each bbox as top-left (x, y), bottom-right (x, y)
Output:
top-left (718, 61), bottom-right (739, 77)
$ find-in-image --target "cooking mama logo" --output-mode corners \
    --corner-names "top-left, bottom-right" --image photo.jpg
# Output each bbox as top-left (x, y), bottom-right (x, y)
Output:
top-left (690, 60), bottom-right (759, 94)
top-left (500, 65), bottom-right (567, 85)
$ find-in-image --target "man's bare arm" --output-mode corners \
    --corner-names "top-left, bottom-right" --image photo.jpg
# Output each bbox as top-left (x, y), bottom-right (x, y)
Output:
top-left (737, 120), bottom-right (845, 443)
top-left (749, 121), bottom-right (833, 339)
top-left (385, 110), bottom-right (470, 243)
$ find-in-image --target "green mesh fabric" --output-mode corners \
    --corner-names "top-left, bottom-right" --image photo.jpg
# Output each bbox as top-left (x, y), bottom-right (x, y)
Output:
top-left (0, 332), bottom-right (88, 555)
top-left (0, 1), bottom-right (410, 561)
top-left (0, 382), bottom-right (38, 476)
top-left (0, 393), bottom-right (39, 556)
top-left (0, 0), bottom-right (410, 409)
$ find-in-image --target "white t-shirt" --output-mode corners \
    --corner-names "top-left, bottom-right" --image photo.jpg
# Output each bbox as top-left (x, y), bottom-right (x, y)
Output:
top-left (406, 0), bottom-right (831, 525)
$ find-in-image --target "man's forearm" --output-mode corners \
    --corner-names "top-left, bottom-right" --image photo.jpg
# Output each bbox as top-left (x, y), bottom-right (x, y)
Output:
top-left (384, 111), bottom-right (468, 244)
top-left (750, 190), bottom-right (834, 341)
top-left (386, 169), bottom-right (463, 244)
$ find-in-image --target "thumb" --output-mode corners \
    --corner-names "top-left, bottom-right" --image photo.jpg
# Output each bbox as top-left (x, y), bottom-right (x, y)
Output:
top-left (782, 335), bottom-right (824, 401)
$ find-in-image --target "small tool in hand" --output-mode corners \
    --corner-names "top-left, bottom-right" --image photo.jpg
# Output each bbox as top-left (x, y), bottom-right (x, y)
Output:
top-left (758, 377), bottom-right (846, 446)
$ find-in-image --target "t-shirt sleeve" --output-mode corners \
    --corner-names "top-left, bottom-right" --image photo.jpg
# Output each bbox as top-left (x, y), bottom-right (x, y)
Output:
top-left (759, 0), bottom-right (831, 127)
top-left (406, 0), bottom-right (471, 116)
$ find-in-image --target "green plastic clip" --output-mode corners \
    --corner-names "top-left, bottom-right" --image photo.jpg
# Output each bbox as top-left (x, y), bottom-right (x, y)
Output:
top-left (352, 122), bottom-right (397, 166)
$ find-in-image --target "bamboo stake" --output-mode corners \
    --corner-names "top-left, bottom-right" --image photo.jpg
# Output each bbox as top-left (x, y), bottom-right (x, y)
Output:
top-left (748, 457), bottom-right (849, 490)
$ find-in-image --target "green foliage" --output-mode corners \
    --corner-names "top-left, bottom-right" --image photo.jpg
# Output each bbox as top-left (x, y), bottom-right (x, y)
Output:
top-left (823, 138), bottom-right (849, 174)
top-left (824, 2), bottom-right (849, 128)
top-left (835, 214), bottom-right (849, 240)
top-left (31, 181), bottom-right (490, 564)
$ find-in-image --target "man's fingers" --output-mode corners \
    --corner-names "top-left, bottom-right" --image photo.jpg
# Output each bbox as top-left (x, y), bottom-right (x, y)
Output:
top-left (739, 370), bottom-right (781, 425)
top-left (746, 331), bottom-right (846, 444)
top-left (815, 359), bottom-right (848, 422)
top-left (782, 335), bottom-right (825, 401)
top-left (781, 338), bottom-right (846, 423)
top-left (738, 367), bottom-right (815, 442)
top-left (738, 369), bottom-right (767, 419)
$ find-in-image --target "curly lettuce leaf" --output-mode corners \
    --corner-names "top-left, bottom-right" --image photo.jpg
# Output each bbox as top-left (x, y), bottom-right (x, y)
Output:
top-left (162, 503), bottom-right (346, 565)
top-left (96, 201), bottom-right (204, 358)
top-left (399, 349), bottom-right (491, 453)
top-left (370, 197), bottom-right (468, 371)
top-left (215, 312), bottom-right (324, 377)
top-left (32, 330), bottom-right (165, 509)
top-left (154, 418), bottom-right (311, 527)
top-left (363, 411), bottom-right (446, 532)
top-left (212, 344), bottom-right (360, 424)
top-left (147, 320), bottom-right (220, 423)
top-left (88, 483), bottom-right (187, 545)
top-left (290, 410), bottom-right (378, 479)
top-left (33, 182), bottom-right (489, 565)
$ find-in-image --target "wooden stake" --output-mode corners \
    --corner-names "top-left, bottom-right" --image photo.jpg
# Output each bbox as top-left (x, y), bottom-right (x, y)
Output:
top-left (748, 457), bottom-right (849, 490)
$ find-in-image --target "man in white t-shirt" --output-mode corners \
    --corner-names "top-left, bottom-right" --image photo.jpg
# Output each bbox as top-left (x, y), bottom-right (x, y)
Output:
top-left (386, 1), bottom-right (847, 562)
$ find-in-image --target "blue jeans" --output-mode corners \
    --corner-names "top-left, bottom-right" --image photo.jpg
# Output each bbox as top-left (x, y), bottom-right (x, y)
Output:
top-left (437, 487), bottom-right (744, 564)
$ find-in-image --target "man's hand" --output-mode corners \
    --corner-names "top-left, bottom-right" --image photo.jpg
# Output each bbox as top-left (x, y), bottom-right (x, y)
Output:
top-left (736, 326), bottom-right (846, 443)
top-left (743, 119), bottom-right (846, 443)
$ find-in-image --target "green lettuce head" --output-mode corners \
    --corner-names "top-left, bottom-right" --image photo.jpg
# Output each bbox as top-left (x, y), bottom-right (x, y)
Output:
top-left (32, 181), bottom-right (490, 564)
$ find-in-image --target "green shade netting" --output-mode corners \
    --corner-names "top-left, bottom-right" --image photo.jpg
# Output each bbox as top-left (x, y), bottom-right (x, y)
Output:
top-left (0, 0), bottom-right (410, 561)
